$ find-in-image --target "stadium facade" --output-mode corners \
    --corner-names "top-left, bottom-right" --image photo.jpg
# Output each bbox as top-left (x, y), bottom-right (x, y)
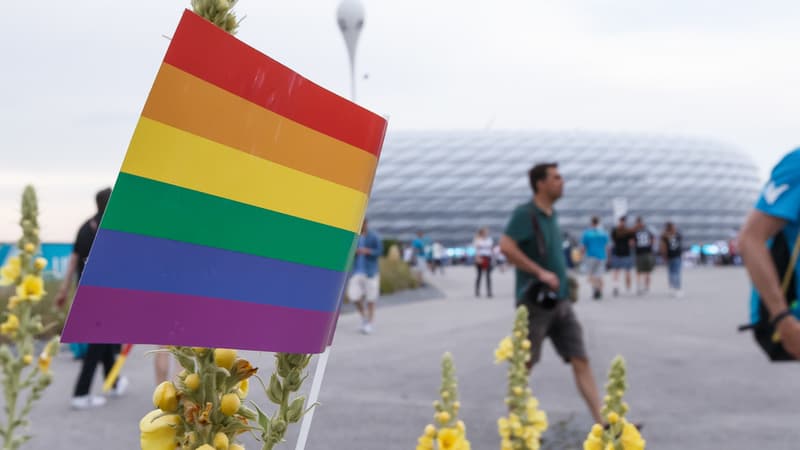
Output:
top-left (366, 130), bottom-right (762, 247)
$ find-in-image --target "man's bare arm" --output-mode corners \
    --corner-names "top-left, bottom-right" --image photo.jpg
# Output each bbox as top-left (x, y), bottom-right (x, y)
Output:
top-left (499, 235), bottom-right (559, 290)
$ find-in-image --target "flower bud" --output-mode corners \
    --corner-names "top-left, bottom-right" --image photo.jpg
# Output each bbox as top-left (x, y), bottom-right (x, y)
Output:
top-left (22, 354), bottom-right (32, 365)
top-left (213, 431), bottom-right (229, 450)
top-left (424, 424), bottom-right (436, 437)
top-left (220, 393), bottom-right (241, 416)
top-left (192, 347), bottom-right (208, 356)
top-left (214, 348), bottom-right (237, 370)
top-left (197, 445), bottom-right (215, 450)
top-left (184, 373), bottom-right (201, 391)
top-left (34, 257), bottom-right (47, 271)
top-left (267, 374), bottom-right (283, 404)
top-left (24, 243), bottom-right (35, 253)
top-left (607, 412), bottom-right (619, 424)
top-left (286, 396), bottom-right (306, 423)
top-left (230, 445), bottom-right (245, 450)
top-left (153, 381), bottom-right (178, 412)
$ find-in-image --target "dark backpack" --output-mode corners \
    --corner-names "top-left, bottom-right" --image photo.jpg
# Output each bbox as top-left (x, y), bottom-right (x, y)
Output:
top-left (739, 231), bottom-right (800, 361)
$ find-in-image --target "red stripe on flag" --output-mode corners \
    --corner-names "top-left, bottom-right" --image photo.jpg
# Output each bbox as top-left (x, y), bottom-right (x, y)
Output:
top-left (164, 10), bottom-right (387, 157)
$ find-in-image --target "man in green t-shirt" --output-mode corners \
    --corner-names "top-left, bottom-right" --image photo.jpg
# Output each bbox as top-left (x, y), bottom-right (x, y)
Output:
top-left (499, 163), bottom-right (603, 425)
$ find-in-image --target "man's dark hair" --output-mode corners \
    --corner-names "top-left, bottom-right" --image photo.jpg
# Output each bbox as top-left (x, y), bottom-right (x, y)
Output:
top-left (591, 216), bottom-right (600, 226)
top-left (528, 163), bottom-right (558, 193)
top-left (96, 188), bottom-right (112, 214)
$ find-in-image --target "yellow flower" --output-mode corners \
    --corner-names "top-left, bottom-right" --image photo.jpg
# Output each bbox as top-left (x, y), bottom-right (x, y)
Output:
top-left (605, 443), bottom-right (615, 450)
top-left (501, 438), bottom-right (513, 450)
top-left (139, 409), bottom-right (180, 450)
top-left (494, 337), bottom-right (513, 363)
top-left (16, 275), bottom-right (45, 302)
top-left (153, 381), bottom-right (179, 412)
top-left (214, 348), bottom-right (237, 370)
top-left (591, 424), bottom-right (603, 437)
top-left (436, 411), bottom-right (451, 424)
top-left (34, 257), bottom-right (47, 271)
top-left (416, 434), bottom-right (434, 450)
top-left (497, 417), bottom-right (511, 439)
top-left (38, 353), bottom-right (51, 373)
top-left (220, 393), bottom-right (241, 416)
top-left (24, 243), bottom-right (35, 254)
top-left (583, 434), bottom-right (603, 450)
top-left (424, 424), bottom-right (437, 437)
top-left (236, 379), bottom-right (249, 399)
top-left (529, 409), bottom-right (548, 433)
top-left (0, 257), bottom-right (21, 286)
top-left (213, 431), bottom-right (229, 450)
top-left (184, 373), bottom-right (201, 391)
top-left (7, 296), bottom-right (22, 310)
top-left (607, 412), bottom-right (619, 424)
top-left (22, 354), bottom-right (32, 365)
top-left (197, 445), bottom-right (215, 450)
top-left (621, 422), bottom-right (646, 450)
top-left (437, 427), bottom-right (459, 450)
top-left (1, 314), bottom-right (20, 337)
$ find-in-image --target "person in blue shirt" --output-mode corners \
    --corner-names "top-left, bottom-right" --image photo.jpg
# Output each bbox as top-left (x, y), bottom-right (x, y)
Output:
top-left (410, 230), bottom-right (430, 283)
top-left (581, 216), bottom-right (610, 300)
top-left (740, 149), bottom-right (800, 359)
top-left (347, 219), bottom-right (383, 335)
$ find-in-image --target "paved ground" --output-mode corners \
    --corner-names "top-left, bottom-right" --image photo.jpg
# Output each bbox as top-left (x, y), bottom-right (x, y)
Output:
top-left (12, 265), bottom-right (800, 449)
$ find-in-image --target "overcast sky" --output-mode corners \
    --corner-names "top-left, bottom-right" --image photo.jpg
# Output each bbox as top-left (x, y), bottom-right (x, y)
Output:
top-left (2, 0), bottom-right (800, 241)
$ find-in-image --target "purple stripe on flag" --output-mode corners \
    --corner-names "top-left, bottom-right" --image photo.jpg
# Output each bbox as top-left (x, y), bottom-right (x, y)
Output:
top-left (61, 285), bottom-right (334, 353)
top-left (82, 229), bottom-right (345, 312)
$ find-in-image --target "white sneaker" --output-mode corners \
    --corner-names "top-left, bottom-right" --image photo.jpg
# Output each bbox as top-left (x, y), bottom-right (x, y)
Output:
top-left (358, 319), bottom-right (368, 333)
top-left (363, 323), bottom-right (374, 335)
top-left (71, 395), bottom-right (107, 410)
top-left (109, 375), bottom-right (129, 397)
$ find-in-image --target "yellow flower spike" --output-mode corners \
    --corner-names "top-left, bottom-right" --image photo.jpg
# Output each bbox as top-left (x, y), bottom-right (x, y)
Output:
top-left (214, 348), bottom-right (237, 370)
top-left (184, 373), bottom-right (201, 391)
top-left (220, 393), bottom-right (241, 416)
top-left (153, 381), bottom-right (179, 412)
top-left (139, 409), bottom-right (180, 450)
top-left (34, 257), bottom-right (47, 271)
top-left (22, 354), bottom-right (32, 366)
top-left (15, 275), bottom-right (45, 302)
top-left (213, 431), bottom-right (229, 450)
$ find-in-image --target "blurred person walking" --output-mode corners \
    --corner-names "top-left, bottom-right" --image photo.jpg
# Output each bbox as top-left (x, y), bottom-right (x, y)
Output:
top-left (411, 230), bottom-right (430, 284)
top-left (660, 222), bottom-right (684, 297)
top-left (431, 241), bottom-right (446, 275)
top-left (473, 227), bottom-right (494, 297)
top-left (347, 219), bottom-right (382, 334)
top-left (499, 163), bottom-right (604, 424)
top-left (610, 216), bottom-right (635, 296)
top-left (580, 216), bottom-right (610, 300)
top-left (55, 188), bottom-right (128, 409)
top-left (633, 217), bottom-right (655, 295)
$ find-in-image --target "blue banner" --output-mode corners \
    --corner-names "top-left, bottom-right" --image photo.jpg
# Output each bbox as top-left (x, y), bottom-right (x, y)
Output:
top-left (0, 243), bottom-right (73, 279)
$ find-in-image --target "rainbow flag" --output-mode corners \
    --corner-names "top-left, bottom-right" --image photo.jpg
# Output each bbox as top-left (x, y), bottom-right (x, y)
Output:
top-left (61, 10), bottom-right (387, 354)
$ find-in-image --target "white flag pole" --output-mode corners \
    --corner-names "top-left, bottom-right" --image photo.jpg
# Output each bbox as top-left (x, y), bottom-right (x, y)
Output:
top-left (294, 346), bottom-right (331, 450)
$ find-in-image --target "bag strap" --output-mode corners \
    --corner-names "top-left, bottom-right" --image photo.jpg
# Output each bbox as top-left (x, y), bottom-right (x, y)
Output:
top-left (781, 231), bottom-right (800, 296)
top-left (530, 206), bottom-right (548, 265)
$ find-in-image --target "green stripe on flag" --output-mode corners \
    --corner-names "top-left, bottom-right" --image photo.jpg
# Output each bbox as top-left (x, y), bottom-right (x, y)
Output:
top-left (102, 173), bottom-right (358, 272)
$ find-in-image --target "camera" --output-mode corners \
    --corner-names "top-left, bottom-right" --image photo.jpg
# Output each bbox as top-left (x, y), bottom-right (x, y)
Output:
top-left (523, 279), bottom-right (559, 309)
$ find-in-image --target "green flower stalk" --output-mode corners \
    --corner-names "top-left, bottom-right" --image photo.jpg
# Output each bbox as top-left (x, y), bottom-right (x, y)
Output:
top-left (140, 348), bottom-right (313, 450)
top-left (0, 186), bottom-right (60, 450)
top-left (582, 356), bottom-right (646, 450)
top-left (494, 306), bottom-right (548, 450)
top-left (415, 352), bottom-right (470, 450)
top-left (191, 0), bottom-right (241, 34)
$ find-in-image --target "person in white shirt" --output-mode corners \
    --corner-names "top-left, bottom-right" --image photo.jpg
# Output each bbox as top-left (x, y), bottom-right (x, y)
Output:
top-left (431, 241), bottom-right (446, 274)
top-left (473, 227), bottom-right (494, 297)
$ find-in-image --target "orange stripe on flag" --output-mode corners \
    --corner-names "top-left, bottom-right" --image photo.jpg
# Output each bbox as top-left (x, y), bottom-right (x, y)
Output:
top-left (142, 64), bottom-right (377, 194)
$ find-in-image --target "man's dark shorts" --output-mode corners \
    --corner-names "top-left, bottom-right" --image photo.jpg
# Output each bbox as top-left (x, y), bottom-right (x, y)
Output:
top-left (519, 299), bottom-right (587, 365)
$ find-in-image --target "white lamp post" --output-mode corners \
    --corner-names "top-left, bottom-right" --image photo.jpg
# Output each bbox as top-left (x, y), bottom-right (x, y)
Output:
top-left (336, 0), bottom-right (365, 101)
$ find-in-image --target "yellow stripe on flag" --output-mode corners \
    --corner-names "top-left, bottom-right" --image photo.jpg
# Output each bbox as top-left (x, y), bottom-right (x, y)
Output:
top-left (121, 117), bottom-right (368, 233)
